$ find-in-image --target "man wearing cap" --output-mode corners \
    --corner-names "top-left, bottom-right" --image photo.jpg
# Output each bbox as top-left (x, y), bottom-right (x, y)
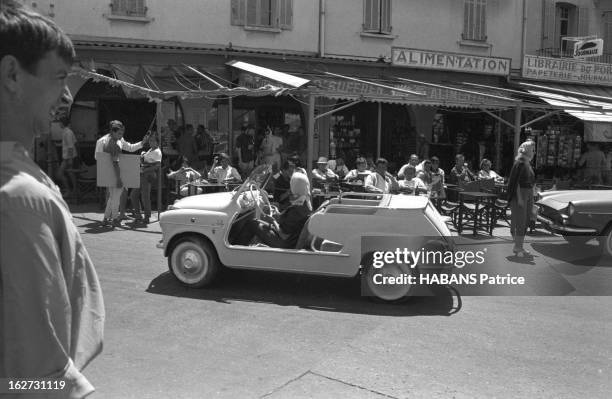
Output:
top-left (311, 156), bottom-right (338, 188)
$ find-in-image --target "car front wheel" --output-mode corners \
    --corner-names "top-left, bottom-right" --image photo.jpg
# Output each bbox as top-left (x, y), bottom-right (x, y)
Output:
top-left (600, 227), bottom-right (612, 258)
top-left (169, 236), bottom-right (220, 288)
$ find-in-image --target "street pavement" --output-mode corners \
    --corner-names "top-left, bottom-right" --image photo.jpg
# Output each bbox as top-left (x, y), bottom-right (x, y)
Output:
top-left (69, 204), bottom-right (612, 399)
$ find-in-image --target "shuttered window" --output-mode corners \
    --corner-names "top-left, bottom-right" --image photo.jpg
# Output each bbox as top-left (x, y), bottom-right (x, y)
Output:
top-left (111, 0), bottom-right (146, 17)
top-left (604, 12), bottom-right (612, 55)
top-left (462, 0), bottom-right (486, 41)
top-left (231, 0), bottom-right (292, 30)
top-left (363, 0), bottom-right (392, 34)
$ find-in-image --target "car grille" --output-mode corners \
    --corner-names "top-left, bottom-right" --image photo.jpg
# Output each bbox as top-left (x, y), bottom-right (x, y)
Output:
top-left (537, 204), bottom-right (565, 224)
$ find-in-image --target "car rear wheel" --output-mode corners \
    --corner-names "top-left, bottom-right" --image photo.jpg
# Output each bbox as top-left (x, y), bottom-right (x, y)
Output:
top-left (361, 253), bottom-right (416, 302)
top-left (599, 227), bottom-right (612, 258)
top-left (563, 235), bottom-right (593, 246)
top-left (168, 236), bottom-right (220, 288)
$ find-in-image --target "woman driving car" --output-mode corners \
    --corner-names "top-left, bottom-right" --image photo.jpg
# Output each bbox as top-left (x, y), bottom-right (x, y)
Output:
top-left (236, 172), bottom-right (312, 248)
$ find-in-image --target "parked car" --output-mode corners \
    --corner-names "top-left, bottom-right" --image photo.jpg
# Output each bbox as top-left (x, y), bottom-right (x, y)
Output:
top-left (536, 190), bottom-right (612, 257)
top-left (157, 165), bottom-right (454, 301)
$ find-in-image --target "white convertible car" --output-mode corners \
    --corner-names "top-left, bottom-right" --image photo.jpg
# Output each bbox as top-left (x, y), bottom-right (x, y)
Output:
top-left (158, 166), bottom-right (454, 301)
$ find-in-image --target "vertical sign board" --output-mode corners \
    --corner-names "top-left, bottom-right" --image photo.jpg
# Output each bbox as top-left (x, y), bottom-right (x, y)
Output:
top-left (96, 153), bottom-right (141, 188)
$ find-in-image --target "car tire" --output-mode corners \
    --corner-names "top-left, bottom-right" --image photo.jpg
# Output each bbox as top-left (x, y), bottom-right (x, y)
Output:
top-left (361, 253), bottom-right (416, 302)
top-left (563, 235), bottom-right (593, 246)
top-left (599, 226), bottom-right (612, 258)
top-left (168, 236), bottom-right (220, 288)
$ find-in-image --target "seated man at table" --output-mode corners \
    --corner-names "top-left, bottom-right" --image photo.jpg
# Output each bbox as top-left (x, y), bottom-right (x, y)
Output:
top-left (344, 157), bottom-right (371, 183)
top-left (398, 164), bottom-right (427, 193)
top-left (312, 156), bottom-right (338, 189)
top-left (236, 172), bottom-right (312, 249)
top-left (167, 156), bottom-right (203, 196)
top-left (448, 153), bottom-right (476, 185)
top-left (478, 158), bottom-right (504, 182)
top-left (269, 160), bottom-right (295, 210)
top-left (208, 152), bottom-right (242, 183)
top-left (397, 154), bottom-right (420, 179)
top-left (365, 158), bottom-right (399, 194)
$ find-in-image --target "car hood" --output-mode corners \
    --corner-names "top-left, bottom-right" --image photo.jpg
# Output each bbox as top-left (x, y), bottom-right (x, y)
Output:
top-left (537, 190), bottom-right (612, 210)
top-left (171, 192), bottom-right (234, 211)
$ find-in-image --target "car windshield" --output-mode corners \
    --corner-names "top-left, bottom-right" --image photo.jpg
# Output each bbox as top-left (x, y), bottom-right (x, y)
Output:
top-left (233, 164), bottom-right (272, 198)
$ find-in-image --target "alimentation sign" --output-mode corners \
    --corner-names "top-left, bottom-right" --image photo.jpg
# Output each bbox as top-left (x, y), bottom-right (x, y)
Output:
top-left (392, 47), bottom-right (511, 76)
top-left (523, 55), bottom-right (612, 86)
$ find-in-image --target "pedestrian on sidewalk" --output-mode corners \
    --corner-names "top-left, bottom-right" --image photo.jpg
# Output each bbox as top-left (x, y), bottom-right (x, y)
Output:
top-left (507, 140), bottom-right (536, 258)
top-left (131, 134), bottom-right (162, 224)
top-left (0, 2), bottom-right (104, 397)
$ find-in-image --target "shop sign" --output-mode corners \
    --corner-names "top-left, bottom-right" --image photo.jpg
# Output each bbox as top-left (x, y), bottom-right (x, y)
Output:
top-left (573, 38), bottom-right (604, 59)
top-left (238, 72), bottom-right (290, 89)
top-left (584, 122), bottom-right (612, 142)
top-left (391, 47), bottom-right (511, 76)
top-left (309, 76), bottom-right (500, 105)
top-left (522, 55), bottom-right (612, 86)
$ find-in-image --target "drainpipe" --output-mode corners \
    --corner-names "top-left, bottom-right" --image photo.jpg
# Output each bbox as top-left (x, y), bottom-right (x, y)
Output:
top-left (318, 0), bottom-right (325, 57)
top-left (520, 0), bottom-right (527, 72)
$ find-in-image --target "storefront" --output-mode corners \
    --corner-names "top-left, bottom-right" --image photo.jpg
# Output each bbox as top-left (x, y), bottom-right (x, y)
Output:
top-left (517, 55), bottom-right (612, 183)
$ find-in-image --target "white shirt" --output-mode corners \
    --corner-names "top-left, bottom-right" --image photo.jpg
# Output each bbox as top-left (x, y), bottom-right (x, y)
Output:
top-left (364, 172), bottom-right (397, 193)
top-left (208, 165), bottom-right (241, 182)
top-left (142, 147), bottom-right (162, 164)
top-left (94, 134), bottom-right (143, 160)
top-left (260, 134), bottom-right (283, 156)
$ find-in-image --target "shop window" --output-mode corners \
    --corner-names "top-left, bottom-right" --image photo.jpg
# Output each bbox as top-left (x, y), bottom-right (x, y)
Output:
top-left (363, 0), bottom-right (392, 35)
top-left (231, 0), bottom-right (293, 30)
top-left (462, 0), bottom-right (487, 42)
top-left (110, 0), bottom-right (147, 17)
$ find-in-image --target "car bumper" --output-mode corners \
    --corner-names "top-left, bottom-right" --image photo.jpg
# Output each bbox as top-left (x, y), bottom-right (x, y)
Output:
top-left (537, 214), bottom-right (598, 235)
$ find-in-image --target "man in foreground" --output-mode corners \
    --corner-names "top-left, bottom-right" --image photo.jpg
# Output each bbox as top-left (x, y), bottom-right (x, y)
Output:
top-left (0, 1), bottom-right (105, 397)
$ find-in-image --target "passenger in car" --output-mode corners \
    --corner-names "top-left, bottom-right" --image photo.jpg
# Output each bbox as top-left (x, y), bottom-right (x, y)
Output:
top-left (236, 172), bottom-right (312, 248)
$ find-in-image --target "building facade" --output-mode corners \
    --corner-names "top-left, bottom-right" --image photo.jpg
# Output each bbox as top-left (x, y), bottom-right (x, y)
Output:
top-left (27, 0), bottom-right (610, 176)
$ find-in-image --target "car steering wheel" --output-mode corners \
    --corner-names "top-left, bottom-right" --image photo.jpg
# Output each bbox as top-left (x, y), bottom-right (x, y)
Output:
top-left (250, 184), bottom-right (274, 218)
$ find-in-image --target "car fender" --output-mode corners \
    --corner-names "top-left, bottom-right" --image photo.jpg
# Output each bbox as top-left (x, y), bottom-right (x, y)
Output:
top-left (160, 209), bottom-right (229, 256)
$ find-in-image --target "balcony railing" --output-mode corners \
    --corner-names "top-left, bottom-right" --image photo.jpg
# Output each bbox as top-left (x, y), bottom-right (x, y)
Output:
top-left (536, 48), bottom-right (612, 64)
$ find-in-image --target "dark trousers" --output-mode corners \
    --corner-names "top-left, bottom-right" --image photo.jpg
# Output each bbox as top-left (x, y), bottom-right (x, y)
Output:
top-left (236, 219), bottom-right (288, 248)
top-left (130, 171), bottom-right (155, 219)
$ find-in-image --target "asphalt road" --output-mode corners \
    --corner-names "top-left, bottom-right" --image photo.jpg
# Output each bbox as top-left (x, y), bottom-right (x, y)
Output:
top-left (71, 207), bottom-right (612, 399)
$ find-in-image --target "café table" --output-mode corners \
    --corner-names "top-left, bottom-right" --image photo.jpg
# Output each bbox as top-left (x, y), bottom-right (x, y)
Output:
top-left (457, 191), bottom-right (498, 236)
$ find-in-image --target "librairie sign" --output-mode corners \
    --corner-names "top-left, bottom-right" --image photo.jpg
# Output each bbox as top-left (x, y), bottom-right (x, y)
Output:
top-left (391, 47), bottom-right (511, 76)
top-left (522, 55), bottom-right (612, 86)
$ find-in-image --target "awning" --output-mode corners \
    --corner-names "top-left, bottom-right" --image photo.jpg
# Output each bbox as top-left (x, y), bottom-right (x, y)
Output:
top-left (226, 60), bottom-right (310, 88)
top-left (519, 82), bottom-right (612, 122)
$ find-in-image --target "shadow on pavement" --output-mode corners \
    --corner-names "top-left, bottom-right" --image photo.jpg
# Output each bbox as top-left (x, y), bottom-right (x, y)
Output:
top-left (531, 241), bottom-right (607, 270)
top-left (146, 270), bottom-right (462, 317)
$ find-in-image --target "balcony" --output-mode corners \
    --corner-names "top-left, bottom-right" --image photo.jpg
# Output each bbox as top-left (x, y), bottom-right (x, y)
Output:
top-left (536, 48), bottom-right (612, 64)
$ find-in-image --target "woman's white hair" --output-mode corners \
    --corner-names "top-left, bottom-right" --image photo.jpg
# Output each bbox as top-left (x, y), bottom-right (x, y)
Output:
top-left (516, 140), bottom-right (535, 162)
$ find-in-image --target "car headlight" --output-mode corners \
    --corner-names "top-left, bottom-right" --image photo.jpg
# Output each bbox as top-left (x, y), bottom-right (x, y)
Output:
top-left (567, 202), bottom-right (575, 218)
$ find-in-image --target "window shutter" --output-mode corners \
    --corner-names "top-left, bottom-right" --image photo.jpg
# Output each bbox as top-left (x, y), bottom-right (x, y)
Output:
top-left (231, 0), bottom-right (246, 25)
top-left (577, 7), bottom-right (589, 36)
top-left (478, 0), bottom-right (486, 40)
top-left (381, 0), bottom-right (391, 33)
top-left (280, 0), bottom-right (292, 29)
top-left (363, 0), bottom-right (379, 32)
top-left (463, 0), bottom-right (471, 39)
top-left (542, 0), bottom-right (556, 49)
top-left (246, 0), bottom-right (257, 26)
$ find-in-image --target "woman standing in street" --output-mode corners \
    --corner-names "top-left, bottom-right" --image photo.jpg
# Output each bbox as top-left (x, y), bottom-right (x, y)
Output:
top-left (507, 140), bottom-right (536, 257)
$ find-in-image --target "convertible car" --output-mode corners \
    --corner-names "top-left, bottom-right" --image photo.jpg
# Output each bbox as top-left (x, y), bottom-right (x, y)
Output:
top-left (157, 165), bottom-right (454, 301)
top-left (536, 190), bottom-right (612, 257)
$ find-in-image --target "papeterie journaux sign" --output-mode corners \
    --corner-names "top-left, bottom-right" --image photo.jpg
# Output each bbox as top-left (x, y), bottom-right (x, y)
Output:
top-left (391, 47), bottom-right (511, 76)
top-left (522, 55), bottom-right (612, 86)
